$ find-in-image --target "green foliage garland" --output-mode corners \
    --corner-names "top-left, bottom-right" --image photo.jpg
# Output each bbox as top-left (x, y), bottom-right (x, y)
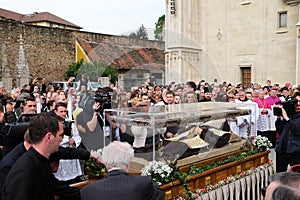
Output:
top-left (84, 158), bottom-right (107, 178)
top-left (170, 149), bottom-right (262, 199)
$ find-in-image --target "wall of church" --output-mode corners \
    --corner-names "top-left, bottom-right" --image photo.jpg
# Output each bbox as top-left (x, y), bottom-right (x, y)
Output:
top-left (0, 20), bottom-right (164, 88)
top-left (203, 0), bottom-right (299, 85)
top-left (165, 0), bottom-right (300, 86)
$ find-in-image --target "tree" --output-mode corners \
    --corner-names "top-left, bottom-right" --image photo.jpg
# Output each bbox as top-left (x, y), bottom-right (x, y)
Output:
top-left (154, 15), bottom-right (165, 41)
top-left (65, 60), bottom-right (118, 84)
top-left (136, 24), bottom-right (148, 40)
top-left (65, 59), bottom-right (84, 80)
top-left (128, 32), bottom-right (138, 39)
top-left (102, 66), bottom-right (118, 84)
top-left (128, 24), bottom-right (148, 40)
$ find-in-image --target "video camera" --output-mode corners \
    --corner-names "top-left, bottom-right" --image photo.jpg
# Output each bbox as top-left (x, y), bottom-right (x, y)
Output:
top-left (94, 88), bottom-right (113, 103)
top-left (274, 98), bottom-right (298, 117)
top-left (93, 87), bottom-right (113, 111)
top-left (2, 114), bottom-right (36, 147)
top-left (2, 122), bottom-right (29, 143)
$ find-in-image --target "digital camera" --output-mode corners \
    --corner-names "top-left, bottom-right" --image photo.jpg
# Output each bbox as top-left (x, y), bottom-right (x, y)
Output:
top-left (274, 98), bottom-right (298, 117)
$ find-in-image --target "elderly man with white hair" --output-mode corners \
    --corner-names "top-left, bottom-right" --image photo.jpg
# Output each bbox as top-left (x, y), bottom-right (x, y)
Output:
top-left (80, 141), bottom-right (164, 200)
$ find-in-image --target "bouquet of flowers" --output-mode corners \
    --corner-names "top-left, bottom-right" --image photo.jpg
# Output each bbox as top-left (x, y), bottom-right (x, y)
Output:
top-left (141, 161), bottom-right (174, 186)
top-left (253, 135), bottom-right (272, 151)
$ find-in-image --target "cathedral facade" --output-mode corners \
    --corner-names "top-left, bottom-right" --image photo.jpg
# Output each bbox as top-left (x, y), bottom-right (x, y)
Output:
top-left (165, 0), bottom-right (300, 87)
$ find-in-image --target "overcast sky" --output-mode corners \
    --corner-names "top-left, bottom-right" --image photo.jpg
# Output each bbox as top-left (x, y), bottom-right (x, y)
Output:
top-left (0, 0), bottom-right (165, 37)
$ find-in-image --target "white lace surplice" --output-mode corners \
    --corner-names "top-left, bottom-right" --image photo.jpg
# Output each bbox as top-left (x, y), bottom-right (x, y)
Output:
top-left (256, 108), bottom-right (272, 132)
top-left (54, 124), bottom-right (83, 181)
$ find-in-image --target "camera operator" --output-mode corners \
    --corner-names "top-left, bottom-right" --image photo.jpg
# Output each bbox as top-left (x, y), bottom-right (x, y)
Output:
top-left (275, 91), bottom-right (300, 172)
top-left (76, 87), bottom-right (113, 151)
top-left (2, 95), bottom-right (36, 157)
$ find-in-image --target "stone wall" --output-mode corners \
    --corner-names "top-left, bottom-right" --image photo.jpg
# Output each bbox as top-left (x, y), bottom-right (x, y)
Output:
top-left (0, 20), bottom-right (164, 88)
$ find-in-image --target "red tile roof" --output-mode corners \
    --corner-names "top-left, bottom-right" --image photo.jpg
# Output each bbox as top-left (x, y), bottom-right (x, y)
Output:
top-left (77, 38), bottom-right (165, 72)
top-left (21, 12), bottom-right (81, 29)
top-left (0, 8), bottom-right (82, 29)
top-left (0, 8), bottom-right (23, 21)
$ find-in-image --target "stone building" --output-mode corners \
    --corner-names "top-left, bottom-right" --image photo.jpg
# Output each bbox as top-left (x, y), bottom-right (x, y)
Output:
top-left (76, 38), bottom-right (165, 91)
top-left (0, 8), bottom-right (82, 31)
top-left (165, 0), bottom-right (300, 87)
top-left (0, 8), bottom-right (164, 89)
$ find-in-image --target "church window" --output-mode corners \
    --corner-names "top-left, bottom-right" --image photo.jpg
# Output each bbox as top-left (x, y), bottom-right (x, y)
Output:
top-left (278, 11), bottom-right (287, 28)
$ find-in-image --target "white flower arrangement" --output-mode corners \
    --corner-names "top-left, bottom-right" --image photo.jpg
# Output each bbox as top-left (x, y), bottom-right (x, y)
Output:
top-left (253, 135), bottom-right (272, 151)
top-left (141, 161), bottom-right (173, 186)
top-left (91, 149), bottom-right (103, 156)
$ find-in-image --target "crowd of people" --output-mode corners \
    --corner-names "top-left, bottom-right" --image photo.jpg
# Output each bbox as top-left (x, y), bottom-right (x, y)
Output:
top-left (0, 75), bottom-right (299, 199)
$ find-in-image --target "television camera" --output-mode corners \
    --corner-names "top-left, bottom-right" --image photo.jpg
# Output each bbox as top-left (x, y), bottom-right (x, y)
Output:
top-left (273, 98), bottom-right (298, 117)
top-left (1, 114), bottom-right (36, 155)
top-left (93, 87), bottom-right (113, 112)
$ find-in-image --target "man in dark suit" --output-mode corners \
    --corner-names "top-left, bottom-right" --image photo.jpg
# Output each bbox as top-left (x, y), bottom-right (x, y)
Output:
top-left (0, 129), bottom-right (100, 200)
top-left (3, 112), bottom-right (64, 199)
top-left (80, 141), bottom-right (164, 200)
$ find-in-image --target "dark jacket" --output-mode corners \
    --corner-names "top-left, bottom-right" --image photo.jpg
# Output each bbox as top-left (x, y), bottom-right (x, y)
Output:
top-left (275, 113), bottom-right (300, 154)
top-left (0, 144), bottom-right (86, 200)
top-left (3, 147), bottom-right (54, 200)
top-left (80, 169), bottom-right (164, 200)
top-left (0, 143), bottom-right (26, 198)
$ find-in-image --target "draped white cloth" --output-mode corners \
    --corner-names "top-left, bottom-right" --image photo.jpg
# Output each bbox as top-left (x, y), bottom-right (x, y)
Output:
top-left (196, 165), bottom-right (274, 200)
top-left (240, 178), bottom-right (246, 200)
top-left (208, 190), bottom-right (216, 200)
top-left (228, 102), bottom-right (258, 138)
top-left (201, 193), bottom-right (209, 200)
top-left (255, 172), bottom-right (261, 200)
top-left (234, 180), bottom-right (241, 200)
top-left (246, 176), bottom-right (251, 200)
top-left (229, 183), bottom-right (235, 200)
top-left (221, 185), bottom-right (229, 200)
top-left (251, 173), bottom-right (256, 199)
top-left (259, 170), bottom-right (265, 200)
top-left (215, 188), bottom-right (223, 200)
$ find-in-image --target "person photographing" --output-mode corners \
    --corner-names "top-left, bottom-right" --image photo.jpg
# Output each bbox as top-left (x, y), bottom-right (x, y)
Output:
top-left (274, 91), bottom-right (300, 172)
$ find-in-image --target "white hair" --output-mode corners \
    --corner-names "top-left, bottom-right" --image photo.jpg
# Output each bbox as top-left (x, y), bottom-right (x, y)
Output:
top-left (102, 141), bottom-right (134, 170)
